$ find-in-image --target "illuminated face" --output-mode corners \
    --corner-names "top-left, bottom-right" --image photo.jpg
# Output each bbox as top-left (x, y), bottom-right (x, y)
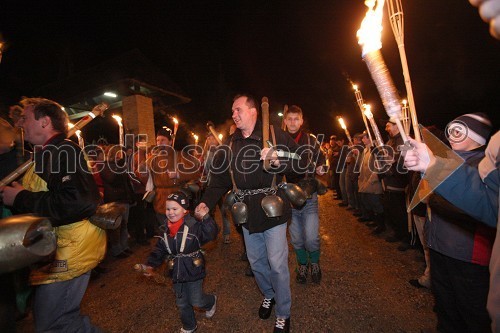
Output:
top-left (385, 122), bottom-right (399, 137)
top-left (449, 135), bottom-right (480, 151)
top-left (232, 96), bottom-right (257, 134)
top-left (166, 200), bottom-right (187, 223)
top-left (284, 113), bottom-right (303, 134)
top-left (156, 135), bottom-right (172, 147)
top-left (361, 135), bottom-right (371, 146)
top-left (19, 105), bottom-right (46, 145)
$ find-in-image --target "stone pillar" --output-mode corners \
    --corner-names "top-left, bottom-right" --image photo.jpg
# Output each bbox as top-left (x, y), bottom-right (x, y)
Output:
top-left (122, 95), bottom-right (156, 147)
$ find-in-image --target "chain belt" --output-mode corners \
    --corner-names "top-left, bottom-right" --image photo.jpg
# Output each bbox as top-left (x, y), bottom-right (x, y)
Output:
top-left (173, 249), bottom-right (202, 258)
top-left (234, 183), bottom-right (286, 201)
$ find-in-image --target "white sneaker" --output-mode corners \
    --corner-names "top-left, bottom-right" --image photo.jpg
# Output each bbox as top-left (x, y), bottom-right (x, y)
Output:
top-left (206, 295), bottom-right (217, 318)
top-left (180, 325), bottom-right (197, 333)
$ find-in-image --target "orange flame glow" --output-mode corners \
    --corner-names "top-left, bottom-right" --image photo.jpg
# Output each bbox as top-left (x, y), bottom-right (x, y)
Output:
top-left (357, 0), bottom-right (385, 56)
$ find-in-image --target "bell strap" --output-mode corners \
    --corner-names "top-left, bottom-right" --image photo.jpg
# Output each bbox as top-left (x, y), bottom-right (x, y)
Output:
top-left (158, 224), bottom-right (189, 254)
top-left (270, 125), bottom-right (277, 188)
top-left (179, 225), bottom-right (189, 253)
top-left (228, 141), bottom-right (239, 193)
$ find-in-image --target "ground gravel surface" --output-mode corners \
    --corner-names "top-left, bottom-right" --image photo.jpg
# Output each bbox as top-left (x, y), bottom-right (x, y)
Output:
top-left (17, 193), bottom-right (436, 332)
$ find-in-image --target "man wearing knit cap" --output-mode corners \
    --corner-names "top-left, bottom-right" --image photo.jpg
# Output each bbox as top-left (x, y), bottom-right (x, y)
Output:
top-left (446, 112), bottom-right (493, 150)
top-left (422, 112), bottom-right (494, 333)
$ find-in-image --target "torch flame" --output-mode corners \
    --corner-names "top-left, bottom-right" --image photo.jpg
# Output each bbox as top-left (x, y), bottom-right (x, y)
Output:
top-left (112, 114), bottom-right (123, 126)
top-left (173, 117), bottom-right (178, 125)
top-left (338, 117), bottom-right (347, 130)
top-left (218, 134), bottom-right (223, 141)
top-left (352, 84), bottom-right (359, 91)
top-left (363, 104), bottom-right (374, 119)
top-left (357, 0), bottom-right (385, 56)
top-left (193, 134), bottom-right (198, 141)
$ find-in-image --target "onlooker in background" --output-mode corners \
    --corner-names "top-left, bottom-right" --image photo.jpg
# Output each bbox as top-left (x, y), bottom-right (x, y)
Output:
top-left (100, 145), bottom-right (136, 258)
top-left (380, 119), bottom-right (410, 248)
top-left (357, 132), bottom-right (385, 234)
top-left (345, 133), bottom-right (363, 215)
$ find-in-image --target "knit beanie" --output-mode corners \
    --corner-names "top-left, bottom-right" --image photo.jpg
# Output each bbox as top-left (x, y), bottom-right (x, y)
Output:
top-left (447, 113), bottom-right (492, 146)
top-left (156, 127), bottom-right (172, 140)
top-left (166, 191), bottom-right (189, 210)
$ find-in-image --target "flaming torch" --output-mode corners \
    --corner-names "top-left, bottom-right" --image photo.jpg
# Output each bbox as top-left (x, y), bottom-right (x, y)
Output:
top-left (112, 115), bottom-right (124, 159)
top-left (68, 123), bottom-right (85, 149)
top-left (357, 0), bottom-right (409, 144)
top-left (337, 116), bottom-right (353, 145)
top-left (386, 0), bottom-right (421, 142)
top-left (352, 83), bottom-right (374, 144)
top-left (363, 104), bottom-right (385, 147)
top-left (193, 133), bottom-right (199, 146)
top-left (172, 117), bottom-right (179, 147)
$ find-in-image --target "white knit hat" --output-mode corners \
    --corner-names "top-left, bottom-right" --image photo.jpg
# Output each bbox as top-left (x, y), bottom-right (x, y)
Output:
top-left (447, 113), bottom-right (492, 145)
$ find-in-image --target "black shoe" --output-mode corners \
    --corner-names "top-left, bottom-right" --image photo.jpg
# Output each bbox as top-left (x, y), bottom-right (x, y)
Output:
top-left (366, 221), bottom-right (378, 227)
top-left (353, 212), bottom-right (362, 217)
top-left (357, 217), bottom-right (372, 222)
top-left (334, 196), bottom-right (342, 200)
top-left (310, 263), bottom-right (322, 284)
top-left (372, 226), bottom-right (386, 234)
top-left (273, 317), bottom-right (290, 333)
top-left (258, 298), bottom-right (275, 319)
top-left (245, 265), bottom-right (254, 277)
top-left (385, 235), bottom-right (400, 243)
top-left (409, 279), bottom-right (425, 289)
top-left (296, 265), bottom-right (307, 284)
top-left (346, 206), bottom-right (355, 211)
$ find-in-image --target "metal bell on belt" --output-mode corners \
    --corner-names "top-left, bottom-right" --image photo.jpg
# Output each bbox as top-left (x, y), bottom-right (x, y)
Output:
top-left (261, 195), bottom-right (284, 218)
top-left (167, 258), bottom-right (175, 270)
top-left (0, 214), bottom-right (56, 274)
top-left (192, 256), bottom-right (203, 267)
top-left (298, 179), bottom-right (315, 199)
top-left (283, 183), bottom-right (307, 207)
top-left (231, 202), bottom-right (248, 225)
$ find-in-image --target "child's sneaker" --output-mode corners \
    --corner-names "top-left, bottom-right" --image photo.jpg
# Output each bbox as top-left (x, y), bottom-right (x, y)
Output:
top-left (206, 295), bottom-right (217, 318)
top-left (180, 325), bottom-right (197, 333)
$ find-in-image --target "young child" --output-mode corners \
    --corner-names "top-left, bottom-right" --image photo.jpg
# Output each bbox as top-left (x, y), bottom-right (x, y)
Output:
top-left (140, 191), bottom-right (218, 333)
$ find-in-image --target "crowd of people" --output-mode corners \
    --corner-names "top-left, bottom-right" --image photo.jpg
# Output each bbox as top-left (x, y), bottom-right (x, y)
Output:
top-left (0, 1), bottom-right (499, 332)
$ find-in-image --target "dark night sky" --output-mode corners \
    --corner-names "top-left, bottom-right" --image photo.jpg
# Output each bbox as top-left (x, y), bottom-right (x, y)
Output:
top-left (0, 0), bottom-right (499, 140)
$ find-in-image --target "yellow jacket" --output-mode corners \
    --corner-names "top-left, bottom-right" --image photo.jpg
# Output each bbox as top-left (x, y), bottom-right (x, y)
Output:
top-left (22, 165), bottom-right (107, 285)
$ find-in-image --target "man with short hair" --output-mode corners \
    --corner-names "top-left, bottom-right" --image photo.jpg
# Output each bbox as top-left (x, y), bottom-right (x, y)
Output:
top-left (380, 119), bottom-right (409, 247)
top-left (1, 97), bottom-right (106, 332)
top-left (283, 105), bottom-right (326, 284)
top-left (196, 94), bottom-right (301, 333)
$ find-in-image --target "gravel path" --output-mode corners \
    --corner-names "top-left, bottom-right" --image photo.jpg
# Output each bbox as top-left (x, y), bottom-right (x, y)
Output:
top-left (17, 193), bottom-right (436, 332)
